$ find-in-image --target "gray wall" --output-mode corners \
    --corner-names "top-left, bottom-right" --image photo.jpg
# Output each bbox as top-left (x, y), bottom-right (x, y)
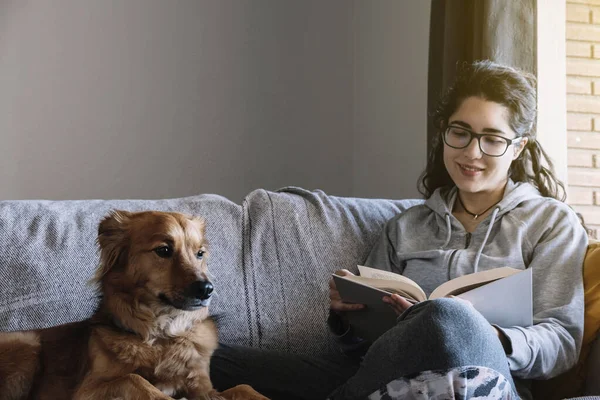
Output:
top-left (0, 0), bottom-right (430, 202)
top-left (353, 1), bottom-right (430, 199)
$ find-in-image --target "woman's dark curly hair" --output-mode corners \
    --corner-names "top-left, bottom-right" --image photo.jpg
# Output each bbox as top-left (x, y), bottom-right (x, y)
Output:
top-left (418, 60), bottom-right (565, 201)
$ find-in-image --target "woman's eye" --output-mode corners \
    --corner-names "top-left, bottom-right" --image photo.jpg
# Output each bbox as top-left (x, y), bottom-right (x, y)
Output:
top-left (196, 250), bottom-right (205, 260)
top-left (450, 129), bottom-right (469, 138)
top-left (483, 136), bottom-right (504, 145)
top-left (154, 246), bottom-right (173, 258)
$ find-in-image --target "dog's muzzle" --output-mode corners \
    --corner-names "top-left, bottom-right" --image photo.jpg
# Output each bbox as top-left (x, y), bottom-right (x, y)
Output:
top-left (188, 280), bottom-right (214, 301)
top-left (180, 280), bottom-right (214, 309)
top-left (160, 280), bottom-right (214, 310)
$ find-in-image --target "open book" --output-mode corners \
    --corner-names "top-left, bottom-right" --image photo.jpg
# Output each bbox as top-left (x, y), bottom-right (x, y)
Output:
top-left (333, 265), bottom-right (532, 342)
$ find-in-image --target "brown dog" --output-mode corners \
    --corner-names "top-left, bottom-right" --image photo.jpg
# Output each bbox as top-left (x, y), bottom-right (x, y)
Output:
top-left (0, 210), bottom-right (268, 400)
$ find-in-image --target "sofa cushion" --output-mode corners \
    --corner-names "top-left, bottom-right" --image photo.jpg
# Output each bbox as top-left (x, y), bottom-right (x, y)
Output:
top-left (241, 187), bottom-right (423, 358)
top-left (532, 239), bottom-right (600, 399)
top-left (0, 195), bottom-right (252, 346)
top-left (583, 241), bottom-right (600, 366)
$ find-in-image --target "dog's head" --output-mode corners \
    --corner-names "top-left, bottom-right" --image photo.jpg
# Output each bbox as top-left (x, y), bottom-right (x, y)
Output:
top-left (95, 210), bottom-right (212, 311)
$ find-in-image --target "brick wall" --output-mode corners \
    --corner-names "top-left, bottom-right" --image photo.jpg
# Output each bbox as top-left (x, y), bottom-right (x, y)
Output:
top-left (566, 0), bottom-right (600, 237)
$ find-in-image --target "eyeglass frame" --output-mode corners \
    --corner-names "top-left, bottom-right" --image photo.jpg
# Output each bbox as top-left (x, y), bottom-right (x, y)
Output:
top-left (441, 125), bottom-right (525, 157)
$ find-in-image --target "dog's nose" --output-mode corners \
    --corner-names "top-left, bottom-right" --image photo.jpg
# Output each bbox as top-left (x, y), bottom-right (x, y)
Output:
top-left (189, 280), bottom-right (214, 300)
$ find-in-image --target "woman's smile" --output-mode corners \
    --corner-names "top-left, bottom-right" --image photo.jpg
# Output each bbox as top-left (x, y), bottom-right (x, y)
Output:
top-left (457, 162), bottom-right (485, 177)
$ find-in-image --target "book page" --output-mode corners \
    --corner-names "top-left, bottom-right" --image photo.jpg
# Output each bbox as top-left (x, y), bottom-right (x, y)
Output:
top-left (358, 265), bottom-right (421, 285)
top-left (429, 267), bottom-right (521, 300)
top-left (339, 273), bottom-right (427, 302)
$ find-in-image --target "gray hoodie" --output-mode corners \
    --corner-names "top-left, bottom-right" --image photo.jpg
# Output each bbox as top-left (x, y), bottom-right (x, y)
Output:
top-left (365, 180), bottom-right (587, 386)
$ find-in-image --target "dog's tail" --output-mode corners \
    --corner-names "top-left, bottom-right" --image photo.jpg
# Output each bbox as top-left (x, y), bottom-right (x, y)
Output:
top-left (0, 331), bottom-right (41, 400)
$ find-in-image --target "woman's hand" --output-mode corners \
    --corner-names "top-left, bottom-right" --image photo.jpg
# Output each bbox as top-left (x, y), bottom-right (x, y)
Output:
top-left (493, 326), bottom-right (512, 354)
top-left (329, 269), bottom-right (365, 313)
top-left (382, 294), bottom-right (413, 316)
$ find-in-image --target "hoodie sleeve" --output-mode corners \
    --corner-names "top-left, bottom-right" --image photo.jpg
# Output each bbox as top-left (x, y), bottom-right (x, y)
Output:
top-left (496, 204), bottom-right (587, 380)
top-left (363, 215), bottom-right (403, 273)
top-left (326, 310), bottom-right (371, 359)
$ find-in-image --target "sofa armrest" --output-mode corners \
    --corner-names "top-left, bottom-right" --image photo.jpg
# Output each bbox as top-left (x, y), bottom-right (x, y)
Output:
top-left (586, 335), bottom-right (600, 395)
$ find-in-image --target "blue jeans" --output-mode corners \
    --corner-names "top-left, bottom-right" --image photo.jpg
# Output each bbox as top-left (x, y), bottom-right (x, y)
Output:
top-left (210, 298), bottom-right (517, 400)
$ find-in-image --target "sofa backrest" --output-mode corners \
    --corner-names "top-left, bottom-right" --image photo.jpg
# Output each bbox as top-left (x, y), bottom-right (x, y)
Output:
top-left (0, 188), bottom-right (423, 358)
top-left (0, 194), bottom-right (253, 345)
top-left (243, 187), bottom-right (423, 357)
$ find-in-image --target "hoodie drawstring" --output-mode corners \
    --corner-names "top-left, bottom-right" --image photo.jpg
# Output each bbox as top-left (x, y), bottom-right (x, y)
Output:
top-left (441, 213), bottom-right (452, 249)
top-left (473, 207), bottom-right (500, 272)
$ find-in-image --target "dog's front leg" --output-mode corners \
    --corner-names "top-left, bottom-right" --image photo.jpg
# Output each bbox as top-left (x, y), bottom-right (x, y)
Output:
top-left (183, 373), bottom-right (221, 400)
top-left (218, 385), bottom-right (271, 400)
top-left (186, 381), bottom-right (270, 400)
top-left (74, 374), bottom-right (174, 400)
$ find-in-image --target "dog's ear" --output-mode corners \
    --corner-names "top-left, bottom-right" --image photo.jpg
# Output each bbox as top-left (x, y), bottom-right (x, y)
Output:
top-left (191, 216), bottom-right (206, 236)
top-left (95, 210), bottom-right (132, 283)
top-left (190, 215), bottom-right (208, 252)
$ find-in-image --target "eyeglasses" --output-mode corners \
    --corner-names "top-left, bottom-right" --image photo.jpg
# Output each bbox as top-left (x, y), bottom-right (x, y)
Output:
top-left (442, 125), bottom-right (523, 157)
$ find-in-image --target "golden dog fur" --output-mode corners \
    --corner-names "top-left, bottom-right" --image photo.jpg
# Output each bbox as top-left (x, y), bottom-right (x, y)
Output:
top-left (0, 210), bottom-right (267, 400)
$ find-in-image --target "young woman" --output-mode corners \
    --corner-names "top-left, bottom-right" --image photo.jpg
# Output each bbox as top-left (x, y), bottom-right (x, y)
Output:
top-left (211, 61), bottom-right (587, 400)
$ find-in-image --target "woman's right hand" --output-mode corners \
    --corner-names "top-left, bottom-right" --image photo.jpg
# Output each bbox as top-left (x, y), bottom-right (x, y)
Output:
top-left (329, 269), bottom-right (365, 313)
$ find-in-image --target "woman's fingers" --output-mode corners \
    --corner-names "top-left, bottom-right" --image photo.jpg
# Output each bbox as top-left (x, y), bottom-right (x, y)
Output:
top-left (383, 294), bottom-right (413, 315)
top-left (330, 284), bottom-right (365, 311)
top-left (332, 302), bottom-right (365, 312)
top-left (329, 269), bottom-right (364, 312)
top-left (330, 291), bottom-right (365, 312)
top-left (334, 269), bottom-right (355, 278)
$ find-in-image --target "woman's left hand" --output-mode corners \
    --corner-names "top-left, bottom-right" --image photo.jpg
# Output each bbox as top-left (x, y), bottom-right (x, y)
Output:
top-left (383, 294), bottom-right (413, 316)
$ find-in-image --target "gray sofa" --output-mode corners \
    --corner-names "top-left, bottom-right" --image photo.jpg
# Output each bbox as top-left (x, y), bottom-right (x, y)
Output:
top-left (0, 187), bottom-right (598, 399)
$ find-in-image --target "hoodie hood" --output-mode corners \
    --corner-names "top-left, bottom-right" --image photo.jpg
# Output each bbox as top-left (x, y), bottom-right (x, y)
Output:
top-left (424, 180), bottom-right (542, 272)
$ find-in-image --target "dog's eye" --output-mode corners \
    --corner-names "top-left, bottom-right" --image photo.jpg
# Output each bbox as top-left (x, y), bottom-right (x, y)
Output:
top-left (154, 246), bottom-right (173, 258)
top-left (196, 250), bottom-right (205, 260)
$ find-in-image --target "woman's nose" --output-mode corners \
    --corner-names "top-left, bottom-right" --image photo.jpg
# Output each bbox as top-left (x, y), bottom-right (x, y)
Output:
top-left (463, 137), bottom-right (483, 159)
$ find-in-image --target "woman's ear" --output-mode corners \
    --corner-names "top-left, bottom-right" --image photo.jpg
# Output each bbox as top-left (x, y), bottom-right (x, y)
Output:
top-left (95, 210), bottom-right (132, 283)
top-left (513, 137), bottom-right (529, 160)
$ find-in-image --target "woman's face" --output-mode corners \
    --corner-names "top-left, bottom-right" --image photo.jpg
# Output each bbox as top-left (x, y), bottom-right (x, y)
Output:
top-left (443, 96), bottom-right (528, 196)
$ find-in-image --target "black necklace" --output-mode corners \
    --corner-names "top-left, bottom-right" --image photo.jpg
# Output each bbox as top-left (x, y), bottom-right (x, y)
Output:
top-left (457, 195), bottom-right (500, 220)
